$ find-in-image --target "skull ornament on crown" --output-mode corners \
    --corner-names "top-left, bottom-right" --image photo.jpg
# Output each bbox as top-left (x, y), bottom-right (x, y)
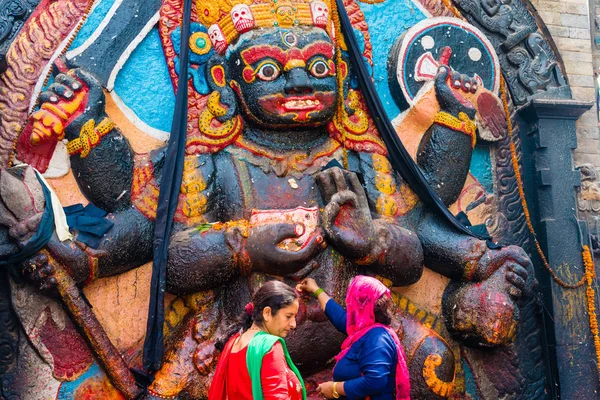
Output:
top-left (196, 0), bottom-right (332, 55)
top-left (231, 4), bottom-right (256, 33)
top-left (208, 24), bottom-right (228, 54)
top-left (310, 0), bottom-right (329, 28)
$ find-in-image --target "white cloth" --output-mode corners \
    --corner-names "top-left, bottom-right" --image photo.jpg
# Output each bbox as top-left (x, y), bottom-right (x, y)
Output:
top-left (35, 171), bottom-right (72, 242)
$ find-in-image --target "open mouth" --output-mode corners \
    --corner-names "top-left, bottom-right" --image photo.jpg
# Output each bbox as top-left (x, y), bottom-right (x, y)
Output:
top-left (258, 92), bottom-right (335, 122)
top-left (281, 97), bottom-right (322, 111)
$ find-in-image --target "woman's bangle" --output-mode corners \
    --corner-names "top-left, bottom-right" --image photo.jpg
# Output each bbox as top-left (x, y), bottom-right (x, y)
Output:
top-left (313, 288), bottom-right (325, 298)
top-left (332, 381), bottom-right (340, 399)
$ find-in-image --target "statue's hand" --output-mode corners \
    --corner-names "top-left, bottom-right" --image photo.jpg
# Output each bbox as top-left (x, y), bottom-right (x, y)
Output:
top-left (30, 68), bottom-right (106, 145)
top-left (444, 267), bottom-right (520, 347)
top-left (245, 222), bottom-right (325, 276)
top-left (444, 244), bottom-right (531, 347)
top-left (472, 245), bottom-right (530, 300)
top-left (434, 63), bottom-right (477, 120)
top-left (316, 167), bottom-right (376, 259)
top-left (21, 252), bottom-right (60, 295)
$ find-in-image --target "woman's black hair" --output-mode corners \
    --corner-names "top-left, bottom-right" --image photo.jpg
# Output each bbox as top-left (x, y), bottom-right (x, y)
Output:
top-left (374, 294), bottom-right (393, 326)
top-left (215, 280), bottom-right (298, 350)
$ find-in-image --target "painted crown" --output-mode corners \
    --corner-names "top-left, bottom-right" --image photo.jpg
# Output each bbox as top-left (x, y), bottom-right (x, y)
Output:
top-left (196, 0), bottom-right (333, 54)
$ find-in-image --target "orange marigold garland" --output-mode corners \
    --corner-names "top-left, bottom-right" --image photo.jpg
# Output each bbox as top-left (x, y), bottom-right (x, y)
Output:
top-left (583, 245), bottom-right (600, 371)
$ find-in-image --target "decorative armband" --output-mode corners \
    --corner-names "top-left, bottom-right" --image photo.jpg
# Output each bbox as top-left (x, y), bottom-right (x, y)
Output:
top-left (66, 118), bottom-right (115, 158)
top-left (433, 111), bottom-right (477, 148)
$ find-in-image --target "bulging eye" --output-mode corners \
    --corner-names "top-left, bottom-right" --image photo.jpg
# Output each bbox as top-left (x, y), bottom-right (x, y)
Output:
top-left (309, 60), bottom-right (329, 78)
top-left (256, 62), bottom-right (281, 81)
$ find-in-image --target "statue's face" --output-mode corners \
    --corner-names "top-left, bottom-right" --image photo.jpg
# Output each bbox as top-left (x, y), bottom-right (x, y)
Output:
top-left (227, 27), bottom-right (338, 129)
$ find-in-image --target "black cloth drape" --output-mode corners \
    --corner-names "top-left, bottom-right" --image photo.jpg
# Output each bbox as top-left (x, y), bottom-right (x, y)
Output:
top-left (334, 0), bottom-right (491, 242)
top-left (143, 0), bottom-right (193, 372)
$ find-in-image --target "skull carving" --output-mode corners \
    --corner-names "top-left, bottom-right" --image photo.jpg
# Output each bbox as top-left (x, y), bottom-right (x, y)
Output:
top-left (231, 4), bottom-right (255, 34)
top-left (208, 24), bottom-right (228, 54)
top-left (310, 0), bottom-right (329, 28)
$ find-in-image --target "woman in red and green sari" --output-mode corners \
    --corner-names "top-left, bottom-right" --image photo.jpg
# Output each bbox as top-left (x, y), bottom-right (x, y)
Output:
top-left (209, 280), bottom-right (306, 400)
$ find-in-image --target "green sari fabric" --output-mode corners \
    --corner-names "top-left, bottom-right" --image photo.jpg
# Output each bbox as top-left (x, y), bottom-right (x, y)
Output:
top-left (246, 331), bottom-right (307, 400)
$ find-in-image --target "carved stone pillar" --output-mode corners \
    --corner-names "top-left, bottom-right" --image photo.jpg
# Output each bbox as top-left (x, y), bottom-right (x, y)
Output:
top-left (520, 99), bottom-right (596, 399)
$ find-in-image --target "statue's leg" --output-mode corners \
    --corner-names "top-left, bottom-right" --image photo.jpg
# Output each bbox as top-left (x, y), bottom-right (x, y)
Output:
top-left (148, 293), bottom-right (220, 400)
top-left (398, 310), bottom-right (456, 399)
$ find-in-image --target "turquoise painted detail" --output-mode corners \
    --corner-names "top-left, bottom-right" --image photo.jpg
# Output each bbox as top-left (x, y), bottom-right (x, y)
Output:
top-left (113, 28), bottom-right (175, 133)
top-left (470, 145), bottom-right (493, 194)
top-left (56, 363), bottom-right (105, 399)
top-left (359, 0), bottom-right (426, 119)
top-left (70, 0), bottom-right (118, 50)
top-left (463, 359), bottom-right (481, 399)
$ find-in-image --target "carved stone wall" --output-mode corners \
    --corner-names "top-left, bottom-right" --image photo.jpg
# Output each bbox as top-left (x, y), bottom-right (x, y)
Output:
top-left (532, 0), bottom-right (600, 167)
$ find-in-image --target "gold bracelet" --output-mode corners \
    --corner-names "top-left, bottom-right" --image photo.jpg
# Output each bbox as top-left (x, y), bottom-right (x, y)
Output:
top-left (66, 118), bottom-right (115, 158)
top-left (332, 381), bottom-right (340, 399)
top-left (433, 111), bottom-right (477, 148)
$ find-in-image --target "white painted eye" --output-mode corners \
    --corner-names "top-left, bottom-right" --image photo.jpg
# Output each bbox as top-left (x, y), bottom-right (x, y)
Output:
top-left (421, 35), bottom-right (434, 50)
top-left (257, 62), bottom-right (281, 81)
top-left (468, 47), bottom-right (482, 61)
top-left (310, 60), bottom-right (329, 78)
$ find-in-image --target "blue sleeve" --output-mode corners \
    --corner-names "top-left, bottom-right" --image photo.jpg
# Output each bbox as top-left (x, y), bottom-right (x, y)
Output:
top-left (343, 329), bottom-right (396, 400)
top-left (324, 299), bottom-right (347, 334)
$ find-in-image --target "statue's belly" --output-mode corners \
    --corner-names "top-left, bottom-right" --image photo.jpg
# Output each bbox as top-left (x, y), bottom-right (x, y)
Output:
top-left (218, 157), bottom-right (356, 371)
top-left (220, 160), bottom-right (323, 218)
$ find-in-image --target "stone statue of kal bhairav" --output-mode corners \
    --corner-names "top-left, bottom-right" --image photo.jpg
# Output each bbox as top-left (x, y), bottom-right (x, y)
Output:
top-left (0, 0), bottom-right (532, 397)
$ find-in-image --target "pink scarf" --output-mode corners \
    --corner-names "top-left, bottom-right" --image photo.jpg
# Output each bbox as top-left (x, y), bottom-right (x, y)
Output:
top-left (335, 276), bottom-right (410, 400)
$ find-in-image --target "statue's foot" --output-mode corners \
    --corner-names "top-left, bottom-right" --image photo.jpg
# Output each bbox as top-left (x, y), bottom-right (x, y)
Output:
top-left (443, 265), bottom-right (519, 347)
top-left (149, 313), bottom-right (214, 399)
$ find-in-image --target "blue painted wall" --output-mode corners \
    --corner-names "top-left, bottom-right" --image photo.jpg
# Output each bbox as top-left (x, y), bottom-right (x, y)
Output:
top-left (66, 0), bottom-right (493, 192)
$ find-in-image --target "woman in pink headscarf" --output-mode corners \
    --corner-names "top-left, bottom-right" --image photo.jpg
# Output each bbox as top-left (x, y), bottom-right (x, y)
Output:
top-left (297, 275), bottom-right (410, 400)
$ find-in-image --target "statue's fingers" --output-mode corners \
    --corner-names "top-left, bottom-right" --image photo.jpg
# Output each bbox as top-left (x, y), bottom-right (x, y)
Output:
top-left (435, 65), bottom-right (451, 88)
top-left (55, 74), bottom-right (83, 91)
top-left (330, 167), bottom-right (348, 193)
top-left (316, 170), bottom-right (337, 204)
top-left (506, 247), bottom-right (532, 270)
top-left (322, 199), bottom-right (341, 231)
top-left (38, 90), bottom-right (60, 104)
top-left (506, 270), bottom-right (526, 290)
top-left (39, 276), bottom-right (58, 292)
top-left (329, 190), bottom-right (358, 209)
top-left (508, 262), bottom-right (528, 280)
top-left (461, 75), bottom-right (472, 93)
top-left (69, 68), bottom-right (99, 87)
top-left (345, 170), bottom-right (369, 209)
top-left (47, 82), bottom-right (74, 100)
top-left (451, 71), bottom-right (462, 89)
top-left (470, 78), bottom-right (478, 93)
top-left (508, 286), bottom-right (522, 300)
top-left (36, 263), bottom-right (54, 279)
top-left (283, 237), bottom-right (324, 264)
top-left (272, 222), bottom-right (304, 243)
